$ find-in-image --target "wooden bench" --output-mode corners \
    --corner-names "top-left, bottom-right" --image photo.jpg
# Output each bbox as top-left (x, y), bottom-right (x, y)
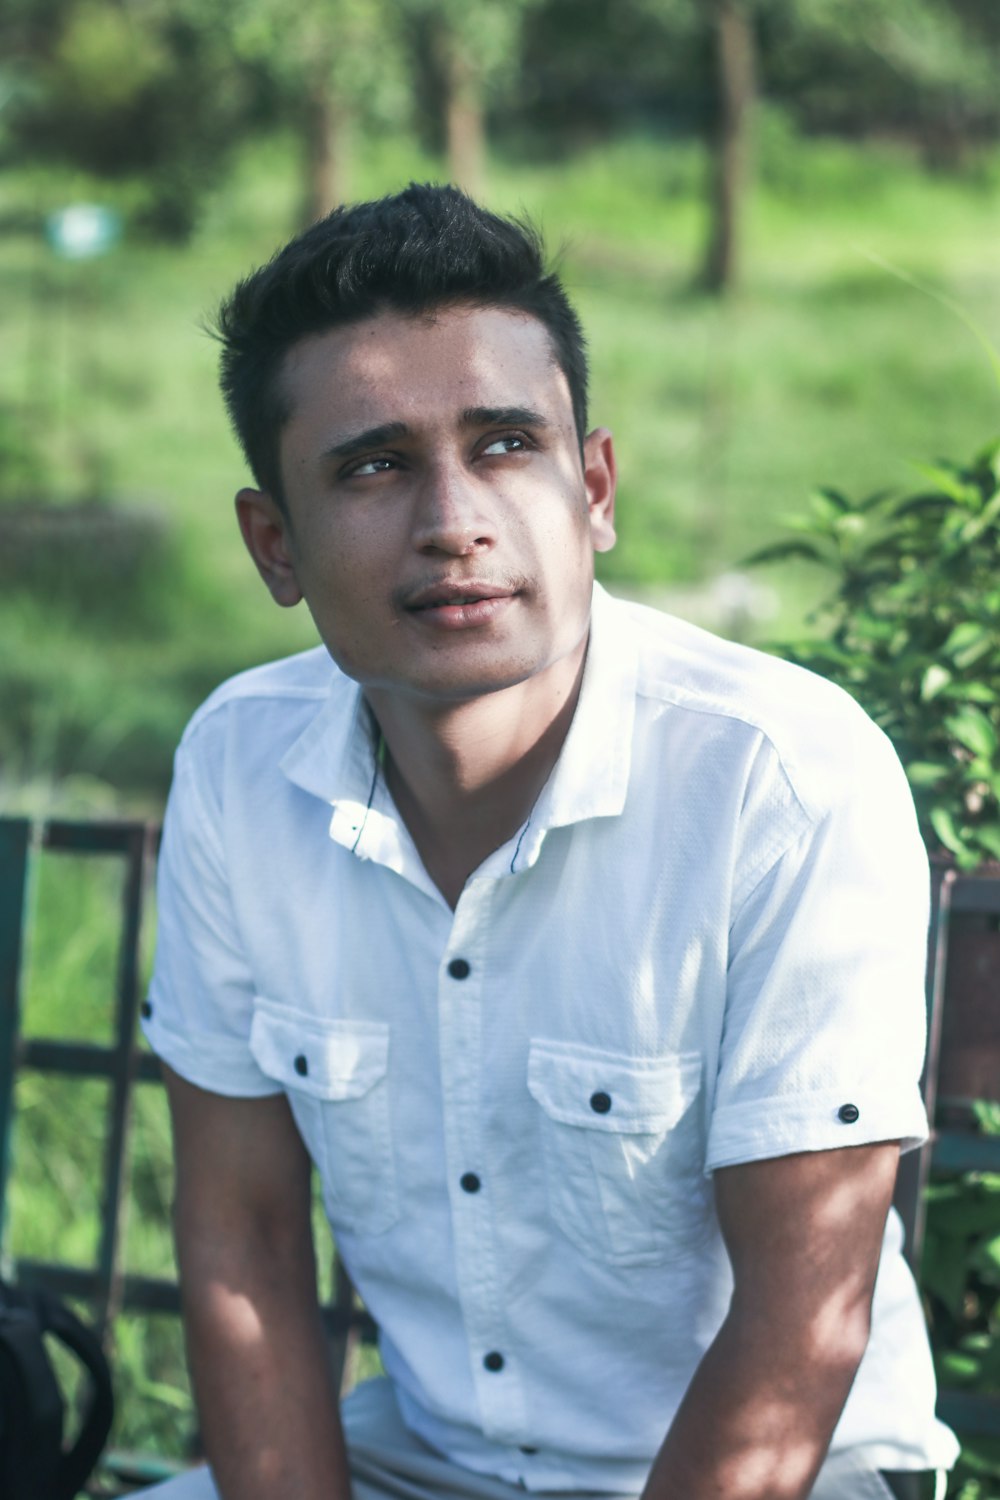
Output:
top-left (1, 815), bottom-right (998, 1486)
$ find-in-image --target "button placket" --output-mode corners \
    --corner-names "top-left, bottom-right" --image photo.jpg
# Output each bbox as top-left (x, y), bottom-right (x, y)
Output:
top-left (438, 883), bottom-right (526, 1441)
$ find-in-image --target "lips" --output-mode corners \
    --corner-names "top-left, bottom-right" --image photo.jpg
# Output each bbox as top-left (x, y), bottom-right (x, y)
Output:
top-left (399, 580), bottom-right (520, 631)
top-left (404, 581), bottom-right (516, 611)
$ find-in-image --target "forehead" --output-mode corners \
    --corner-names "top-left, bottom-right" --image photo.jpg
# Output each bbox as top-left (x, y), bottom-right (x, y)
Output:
top-left (278, 304), bottom-right (571, 443)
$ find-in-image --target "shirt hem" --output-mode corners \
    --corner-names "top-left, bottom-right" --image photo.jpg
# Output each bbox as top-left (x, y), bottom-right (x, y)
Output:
top-left (705, 1085), bottom-right (928, 1176)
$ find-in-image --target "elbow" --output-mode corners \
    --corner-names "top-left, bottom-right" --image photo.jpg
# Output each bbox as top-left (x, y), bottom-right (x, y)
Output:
top-left (804, 1294), bottom-right (875, 1394)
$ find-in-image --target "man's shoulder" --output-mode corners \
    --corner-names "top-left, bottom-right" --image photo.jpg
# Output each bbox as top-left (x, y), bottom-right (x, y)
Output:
top-left (178, 645), bottom-right (344, 757)
top-left (617, 593), bottom-right (860, 722)
top-left (611, 593), bottom-right (897, 817)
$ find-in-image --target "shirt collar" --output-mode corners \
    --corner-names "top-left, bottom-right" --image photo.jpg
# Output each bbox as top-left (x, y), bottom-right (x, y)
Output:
top-left (279, 582), bottom-right (637, 868)
top-left (505, 582), bottom-right (636, 870)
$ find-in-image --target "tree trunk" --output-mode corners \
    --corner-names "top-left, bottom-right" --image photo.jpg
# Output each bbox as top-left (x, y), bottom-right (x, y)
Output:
top-left (301, 63), bottom-right (349, 227)
top-left (439, 25), bottom-right (485, 197)
top-left (701, 0), bottom-right (755, 295)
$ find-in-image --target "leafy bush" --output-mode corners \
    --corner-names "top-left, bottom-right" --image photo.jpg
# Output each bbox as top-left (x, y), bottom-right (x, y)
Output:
top-left (924, 1107), bottom-right (1000, 1500)
top-left (753, 449), bottom-right (1000, 1496)
top-left (750, 441), bottom-right (1000, 870)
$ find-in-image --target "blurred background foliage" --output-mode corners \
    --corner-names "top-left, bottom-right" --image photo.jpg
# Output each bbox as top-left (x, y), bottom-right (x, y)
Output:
top-left (2, 3), bottom-right (1000, 1486)
top-left (1, 0), bottom-right (999, 810)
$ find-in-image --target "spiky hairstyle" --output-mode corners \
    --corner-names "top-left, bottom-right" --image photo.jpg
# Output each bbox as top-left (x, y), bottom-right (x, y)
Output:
top-left (213, 183), bottom-right (589, 508)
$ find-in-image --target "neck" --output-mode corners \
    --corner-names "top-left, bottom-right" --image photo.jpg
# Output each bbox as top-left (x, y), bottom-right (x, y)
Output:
top-left (365, 642), bottom-right (588, 907)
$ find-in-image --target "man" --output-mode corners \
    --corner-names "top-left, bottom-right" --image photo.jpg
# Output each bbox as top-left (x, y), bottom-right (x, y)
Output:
top-left (141, 184), bottom-right (957, 1500)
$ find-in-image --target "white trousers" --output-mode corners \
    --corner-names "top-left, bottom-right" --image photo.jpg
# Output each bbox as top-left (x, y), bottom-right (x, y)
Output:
top-left (138, 1376), bottom-right (938, 1500)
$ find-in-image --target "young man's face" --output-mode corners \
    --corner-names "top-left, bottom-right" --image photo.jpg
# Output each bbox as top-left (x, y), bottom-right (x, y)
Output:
top-left (237, 304), bottom-right (616, 707)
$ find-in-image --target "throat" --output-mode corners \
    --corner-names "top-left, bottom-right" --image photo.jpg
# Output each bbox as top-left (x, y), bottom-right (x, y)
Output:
top-left (384, 760), bottom-right (538, 910)
top-left (368, 637), bottom-right (590, 907)
top-left (373, 663), bottom-right (587, 906)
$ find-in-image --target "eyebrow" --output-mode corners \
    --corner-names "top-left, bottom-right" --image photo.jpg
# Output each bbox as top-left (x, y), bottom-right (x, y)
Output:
top-left (321, 406), bottom-right (551, 462)
top-left (460, 405), bottom-right (550, 432)
top-left (323, 422), bottom-right (409, 461)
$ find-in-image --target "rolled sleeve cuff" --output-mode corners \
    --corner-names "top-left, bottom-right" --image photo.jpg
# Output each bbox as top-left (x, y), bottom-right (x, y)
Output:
top-left (141, 995), bottom-right (281, 1099)
top-left (705, 1082), bottom-right (928, 1176)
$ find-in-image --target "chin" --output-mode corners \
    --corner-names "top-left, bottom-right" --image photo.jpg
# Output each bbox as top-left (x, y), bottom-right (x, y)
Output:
top-left (412, 668), bottom-right (543, 703)
top-left (359, 655), bottom-right (550, 705)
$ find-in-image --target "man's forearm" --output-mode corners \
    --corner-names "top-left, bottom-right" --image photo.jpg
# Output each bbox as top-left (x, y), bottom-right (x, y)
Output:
top-left (640, 1309), bottom-right (867, 1500)
top-left (180, 1229), bottom-right (352, 1500)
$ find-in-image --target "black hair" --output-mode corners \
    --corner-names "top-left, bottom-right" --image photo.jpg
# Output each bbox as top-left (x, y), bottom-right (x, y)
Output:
top-left (212, 182), bottom-right (589, 510)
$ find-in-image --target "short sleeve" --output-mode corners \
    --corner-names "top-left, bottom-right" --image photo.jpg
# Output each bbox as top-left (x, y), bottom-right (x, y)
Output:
top-left (142, 739), bottom-right (281, 1098)
top-left (705, 718), bottom-right (930, 1174)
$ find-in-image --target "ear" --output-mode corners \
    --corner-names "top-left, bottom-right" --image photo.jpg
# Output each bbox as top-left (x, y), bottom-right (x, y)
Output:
top-left (235, 488), bottom-right (303, 608)
top-left (582, 427), bottom-right (617, 554)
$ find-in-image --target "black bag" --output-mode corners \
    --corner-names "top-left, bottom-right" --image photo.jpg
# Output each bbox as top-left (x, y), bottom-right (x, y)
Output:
top-left (0, 1278), bottom-right (114, 1500)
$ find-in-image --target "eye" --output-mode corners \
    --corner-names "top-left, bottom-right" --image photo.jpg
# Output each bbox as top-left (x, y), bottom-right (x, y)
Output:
top-left (344, 456), bottom-right (395, 478)
top-left (480, 432), bottom-right (531, 457)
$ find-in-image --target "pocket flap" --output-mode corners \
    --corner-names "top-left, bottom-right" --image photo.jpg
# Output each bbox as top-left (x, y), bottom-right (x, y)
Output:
top-left (527, 1039), bottom-right (700, 1133)
top-left (250, 1001), bottom-right (389, 1102)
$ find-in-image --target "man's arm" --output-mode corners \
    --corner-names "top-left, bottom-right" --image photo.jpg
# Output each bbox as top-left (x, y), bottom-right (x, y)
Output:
top-left (641, 1140), bottom-right (900, 1500)
top-left (164, 1065), bottom-right (352, 1500)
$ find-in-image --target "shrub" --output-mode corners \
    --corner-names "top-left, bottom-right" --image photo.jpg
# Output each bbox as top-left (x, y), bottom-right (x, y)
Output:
top-left (750, 440), bottom-right (1000, 870)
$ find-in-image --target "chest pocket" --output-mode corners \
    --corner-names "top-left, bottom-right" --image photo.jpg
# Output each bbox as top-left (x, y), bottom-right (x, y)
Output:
top-left (527, 1039), bottom-right (711, 1267)
top-left (249, 1001), bottom-right (399, 1236)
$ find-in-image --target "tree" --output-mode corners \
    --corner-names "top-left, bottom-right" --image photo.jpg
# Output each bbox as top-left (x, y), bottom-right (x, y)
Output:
top-left (228, 0), bottom-right (408, 226)
top-left (401, 0), bottom-right (538, 195)
top-left (0, 0), bottom-right (408, 237)
top-left (0, 0), bottom-right (259, 238)
top-left (702, 0), bottom-right (756, 293)
top-left (760, 0), bottom-right (1000, 167)
top-left (513, 0), bottom-right (1000, 292)
top-left (699, 0), bottom-right (997, 290)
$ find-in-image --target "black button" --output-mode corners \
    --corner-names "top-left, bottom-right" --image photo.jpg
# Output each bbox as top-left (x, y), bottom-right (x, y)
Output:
top-left (519, 1446), bottom-right (538, 1455)
top-left (838, 1103), bottom-right (860, 1124)
top-left (294, 1054), bottom-right (309, 1077)
top-left (460, 1172), bottom-right (481, 1193)
top-left (590, 1090), bottom-right (612, 1114)
top-left (140, 1000), bottom-right (152, 1019)
top-left (448, 958), bottom-right (471, 980)
top-left (483, 1351), bottom-right (504, 1372)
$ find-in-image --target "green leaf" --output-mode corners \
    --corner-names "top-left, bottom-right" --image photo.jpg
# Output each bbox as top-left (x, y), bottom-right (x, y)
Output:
top-left (906, 760), bottom-right (949, 788)
top-left (930, 805), bottom-right (968, 858)
top-left (938, 1350), bottom-right (982, 1386)
top-left (943, 622), bottom-right (994, 670)
top-left (910, 461), bottom-right (978, 504)
top-left (946, 707), bottom-right (999, 760)
top-left (743, 540), bottom-right (830, 568)
top-left (892, 491), bottom-right (953, 519)
top-left (922, 664), bottom-right (953, 701)
top-left (946, 682), bottom-right (998, 706)
top-left (973, 1234), bottom-right (1000, 1281)
top-left (959, 490), bottom-right (1000, 544)
top-left (973, 1103), bottom-right (1000, 1136)
top-left (811, 486), bottom-right (853, 514)
top-left (973, 826), bottom-right (1000, 863)
top-left (856, 488), bottom-right (896, 514)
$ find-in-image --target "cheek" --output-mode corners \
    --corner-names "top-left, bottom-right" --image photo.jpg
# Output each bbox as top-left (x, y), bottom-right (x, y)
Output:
top-left (292, 519), bottom-right (401, 653)
top-left (296, 513), bottom-right (392, 592)
top-left (531, 500), bottom-right (597, 574)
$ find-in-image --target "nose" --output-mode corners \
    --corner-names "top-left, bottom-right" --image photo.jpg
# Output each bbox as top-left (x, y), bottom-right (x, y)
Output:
top-left (410, 460), bottom-right (496, 556)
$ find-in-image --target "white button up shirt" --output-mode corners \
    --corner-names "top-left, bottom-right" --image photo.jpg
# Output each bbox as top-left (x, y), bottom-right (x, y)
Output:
top-left (144, 584), bottom-right (959, 1492)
